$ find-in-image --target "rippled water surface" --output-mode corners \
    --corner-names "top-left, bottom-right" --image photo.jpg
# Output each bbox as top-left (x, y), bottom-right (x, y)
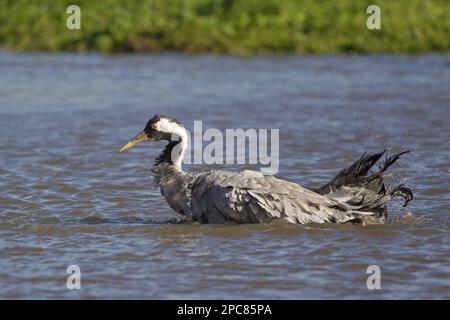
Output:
top-left (0, 53), bottom-right (449, 299)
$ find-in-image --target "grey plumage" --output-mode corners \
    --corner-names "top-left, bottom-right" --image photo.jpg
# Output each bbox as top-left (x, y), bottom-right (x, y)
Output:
top-left (155, 164), bottom-right (410, 224)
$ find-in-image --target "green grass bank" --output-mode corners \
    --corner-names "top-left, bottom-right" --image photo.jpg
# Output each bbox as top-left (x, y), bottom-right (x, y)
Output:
top-left (0, 0), bottom-right (449, 54)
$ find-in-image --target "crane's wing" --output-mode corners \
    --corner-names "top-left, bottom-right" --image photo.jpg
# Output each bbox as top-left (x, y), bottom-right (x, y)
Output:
top-left (190, 170), bottom-right (360, 224)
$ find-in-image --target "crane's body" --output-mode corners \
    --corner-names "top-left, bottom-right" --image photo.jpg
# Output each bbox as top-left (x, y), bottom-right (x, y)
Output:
top-left (120, 114), bottom-right (412, 224)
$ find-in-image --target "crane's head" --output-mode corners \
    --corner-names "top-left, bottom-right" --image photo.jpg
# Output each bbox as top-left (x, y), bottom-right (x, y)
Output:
top-left (119, 114), bottom-right (184, 152)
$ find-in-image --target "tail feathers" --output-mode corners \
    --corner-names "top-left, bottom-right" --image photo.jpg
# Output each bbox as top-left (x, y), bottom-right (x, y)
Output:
top-left (315, 150), bottom-right (413, 216)
top-left (378, 150), bottom-right (410, 173)
top-left (315, 150), bottom-right (386, 194)
top-left (349, 150), bottom-right (386, 176)
top-left (389, 184), bottom-right (413, 207)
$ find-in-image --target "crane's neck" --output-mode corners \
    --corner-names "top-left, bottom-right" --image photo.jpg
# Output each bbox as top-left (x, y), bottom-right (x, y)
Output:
top-left (151, 127), bottom-right (193, 218)
top-left (153, 128), bottom-right (188, 170)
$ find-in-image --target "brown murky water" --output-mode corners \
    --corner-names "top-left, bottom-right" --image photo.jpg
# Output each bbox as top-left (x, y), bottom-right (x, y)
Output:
top-left (0, 53), bottom-right (449, 299)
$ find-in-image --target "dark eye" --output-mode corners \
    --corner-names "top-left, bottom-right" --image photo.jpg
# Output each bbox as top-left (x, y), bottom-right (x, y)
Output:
top-left (149, 115), bottom-right (160, 125)
top-left (144, 115), bottom-right (160, 133)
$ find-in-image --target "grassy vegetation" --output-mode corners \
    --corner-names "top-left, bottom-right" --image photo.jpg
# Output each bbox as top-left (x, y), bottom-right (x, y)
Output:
top-left (0, 0), bottom-right (449, 54)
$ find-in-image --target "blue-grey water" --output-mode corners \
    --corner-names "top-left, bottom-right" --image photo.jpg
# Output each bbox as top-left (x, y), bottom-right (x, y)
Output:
top-left (0, 53), bottom-right (449, 299)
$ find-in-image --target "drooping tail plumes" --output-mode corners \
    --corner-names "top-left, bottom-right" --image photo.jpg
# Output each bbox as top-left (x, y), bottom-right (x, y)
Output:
top-left (314, 150), bottom-right (413, 219)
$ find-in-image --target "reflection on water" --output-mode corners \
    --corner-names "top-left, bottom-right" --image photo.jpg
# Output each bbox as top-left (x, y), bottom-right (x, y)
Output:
top-left (0, 53), bottom-right (449, 299)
